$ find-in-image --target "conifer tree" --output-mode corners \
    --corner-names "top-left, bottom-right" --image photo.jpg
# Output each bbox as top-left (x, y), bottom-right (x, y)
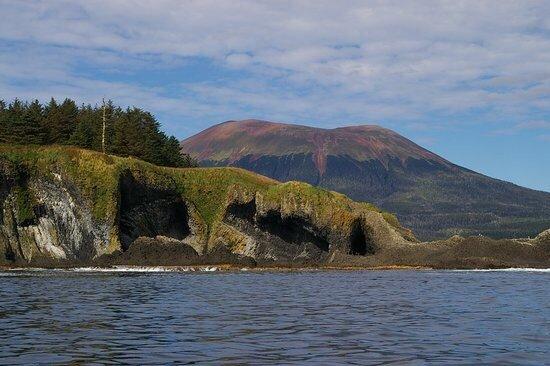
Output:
top-left (0, 97), bottom-right (196, 167)
top-left (43, 98), bottom-right (59, 143)
top-left (0, 99), bottom-right (7, 143)
top-left (25, 100), bottom-right (47, 144)
top-left (70, 105), bottom-right (97, 149)
top-left (6, 99), bottom-right (27, 144)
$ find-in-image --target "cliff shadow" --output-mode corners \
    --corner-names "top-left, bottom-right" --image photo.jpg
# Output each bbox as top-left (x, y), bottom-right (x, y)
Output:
top-left (223, 199), bottom-right (330, 263)
top-left (256, 210), bottom-right (330, 252)
top-left (349, 219), bottom-right (375, 255)
top-left (118, 171), bottom-right (191, 250)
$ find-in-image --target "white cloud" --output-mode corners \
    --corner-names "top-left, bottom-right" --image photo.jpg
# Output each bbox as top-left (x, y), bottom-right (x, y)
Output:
top-left (492, 120), bottom-right (550, 135)
top-left (0, 0), bottom-right (549, 135)
top-left (515, 120), bottom-right (550, 130)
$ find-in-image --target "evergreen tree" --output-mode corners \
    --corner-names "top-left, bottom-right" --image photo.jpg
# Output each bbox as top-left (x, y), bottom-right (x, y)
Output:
top-left (43, 98), bottom-right (59, 143)
top-left (6, 99), bottom-right (27, 144)
top-left (0, 99), bottom-right (7, 143)
top-left (100, 100), bottom-right (116, 154)
top-left (0, 97), bottom-right (197, 167)
top-left (70, 105), bottom-right (100, 149)
top-left (24, 100), bottom-right (46, 144)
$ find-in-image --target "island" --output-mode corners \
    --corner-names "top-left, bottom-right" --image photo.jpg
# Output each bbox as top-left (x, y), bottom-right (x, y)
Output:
top-left (1, 145), bottom-right (549, 269)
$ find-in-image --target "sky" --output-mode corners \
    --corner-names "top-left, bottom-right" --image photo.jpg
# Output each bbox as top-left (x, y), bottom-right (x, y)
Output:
top-left (0, 1), bottom-right (549, 191)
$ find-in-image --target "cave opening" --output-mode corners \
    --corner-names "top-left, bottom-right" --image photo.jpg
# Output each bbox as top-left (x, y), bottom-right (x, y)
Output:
top-left (349, 220), bottom-right (374, 255)
top-left (4, 244), bottom-right (15, 262)
top-left (224, 199), bottom-right (257, 223)
top-left (118, 172), bottom-right (191, 250)
top-left (257, 210), bottom-right (330, 252)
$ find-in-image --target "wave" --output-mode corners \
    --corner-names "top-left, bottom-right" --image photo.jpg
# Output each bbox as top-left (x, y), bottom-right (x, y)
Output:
top-left (72, 266), bottom-right (222, 273)
top-left (2, 265), bottom-right (222, 274)
top-left (3, 267), bottom-right (548, 275)
top-left (450, 268), bottom-right (550, 272)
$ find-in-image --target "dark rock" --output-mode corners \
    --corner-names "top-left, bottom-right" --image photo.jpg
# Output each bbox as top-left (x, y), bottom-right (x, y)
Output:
top-left (119, 171), bottom-right (191, 250)
top-left (203, 243), bottom-right (256, 267)
top-left (107, 236), bottom-right (200, 266)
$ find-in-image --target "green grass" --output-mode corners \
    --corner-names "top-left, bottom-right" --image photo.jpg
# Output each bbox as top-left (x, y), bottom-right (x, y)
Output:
top-left (14, 186), bottom-right (35, 224)
top-left (170, 167), bottom-right (275, 226)
top-left (0, 144), bottom-right (403, 231)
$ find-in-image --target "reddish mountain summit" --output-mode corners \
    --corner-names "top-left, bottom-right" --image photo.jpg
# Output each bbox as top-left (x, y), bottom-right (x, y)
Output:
top-left (181, 119), bottom-right (450, 175)
top-left (181, 119), bottom-right (550, 240)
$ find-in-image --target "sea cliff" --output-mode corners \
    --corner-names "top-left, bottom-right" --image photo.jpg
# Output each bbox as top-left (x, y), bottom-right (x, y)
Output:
top-left (1, 145), bottom-right (548, 269)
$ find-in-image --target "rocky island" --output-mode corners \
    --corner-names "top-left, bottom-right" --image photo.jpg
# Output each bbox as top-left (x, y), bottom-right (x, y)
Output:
top-left (1, 145), bottom-right (549, 269)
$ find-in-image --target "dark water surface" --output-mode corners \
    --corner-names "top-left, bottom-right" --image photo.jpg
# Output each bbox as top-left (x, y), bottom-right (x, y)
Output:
top-left (0, 269), bottom-right (548, 365)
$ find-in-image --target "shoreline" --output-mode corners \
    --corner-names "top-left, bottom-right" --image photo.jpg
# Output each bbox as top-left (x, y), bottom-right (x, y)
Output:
top-left (2, 264), bottom-right (550, 273)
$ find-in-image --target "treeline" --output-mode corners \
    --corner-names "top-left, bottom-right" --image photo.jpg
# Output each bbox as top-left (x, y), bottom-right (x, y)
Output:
top-left (0, 98), bottom-right (196, 168)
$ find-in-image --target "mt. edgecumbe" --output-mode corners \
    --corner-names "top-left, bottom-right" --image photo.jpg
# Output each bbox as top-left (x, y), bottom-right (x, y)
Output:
top-left (181, 119), bottom-right (550, 240)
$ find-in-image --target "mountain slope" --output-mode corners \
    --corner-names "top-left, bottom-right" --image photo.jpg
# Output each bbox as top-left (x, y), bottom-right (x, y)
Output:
top-left (181, 119), bottom-right (550, 240)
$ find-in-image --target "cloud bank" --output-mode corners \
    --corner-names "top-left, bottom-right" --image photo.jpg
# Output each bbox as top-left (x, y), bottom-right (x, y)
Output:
top-left (0, 0), bottom-right (548, 138)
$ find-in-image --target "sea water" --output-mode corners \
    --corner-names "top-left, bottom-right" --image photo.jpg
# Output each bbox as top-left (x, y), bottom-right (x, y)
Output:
top-left (0, 269), bottom-right (548, 364)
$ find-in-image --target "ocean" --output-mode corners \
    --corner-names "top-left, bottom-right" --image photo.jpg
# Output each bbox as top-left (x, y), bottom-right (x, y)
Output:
top-left (1, 268), bottom-right (548, 365)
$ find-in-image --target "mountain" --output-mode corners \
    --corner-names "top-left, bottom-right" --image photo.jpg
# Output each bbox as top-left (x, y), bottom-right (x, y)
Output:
top-left (181, 119), bottom-right (550, 240)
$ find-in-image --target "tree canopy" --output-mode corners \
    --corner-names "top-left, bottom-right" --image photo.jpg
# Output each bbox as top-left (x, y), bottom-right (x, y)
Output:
top-left (0, 98), bottom-right (196, 168)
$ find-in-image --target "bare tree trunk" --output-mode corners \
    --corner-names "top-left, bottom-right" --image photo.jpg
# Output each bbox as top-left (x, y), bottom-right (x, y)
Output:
top-left (102, 98), bottom-right (106, 154)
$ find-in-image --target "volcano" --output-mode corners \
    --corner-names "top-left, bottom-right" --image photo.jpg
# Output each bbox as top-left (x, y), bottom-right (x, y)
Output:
top-left (181, 119), bottom-right (550, 240)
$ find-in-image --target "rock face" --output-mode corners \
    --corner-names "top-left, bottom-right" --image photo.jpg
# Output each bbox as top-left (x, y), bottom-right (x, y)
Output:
top-left (181, 119), bottom-right (550, 240)
top-left (1, 145), bottom-right (549, 269)
top-left (339, 236), bottom-right (550, 269)
top-left (118, 171), bottom-right (192, 250)
top-left (0, 161), bottom-right (110, 265)
top-left (0, 145), bottom-right (411, 267)
top-left (211, 183), bottom-right (411, 265)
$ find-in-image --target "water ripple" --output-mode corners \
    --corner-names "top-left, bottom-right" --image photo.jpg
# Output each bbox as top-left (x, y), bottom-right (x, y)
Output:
top-left (0, 270), bottom-right (548, 364)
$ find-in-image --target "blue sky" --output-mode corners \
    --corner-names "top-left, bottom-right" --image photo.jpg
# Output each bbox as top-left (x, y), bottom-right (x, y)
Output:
top-left (0, 1), bottom-right (549, 191)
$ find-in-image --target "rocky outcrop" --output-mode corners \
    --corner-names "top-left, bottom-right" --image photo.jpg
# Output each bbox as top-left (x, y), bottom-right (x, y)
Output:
top-left (0, 161), bottom-right (111, 265)
top-left (99, 180), bottom-right (412, 267)
top-left (96, 236), bottom-right (256, 267)
top-left (117, 170), bottom-right (205, 253)
top-left (214, 187), bottom-right (401, 265)
top-left (533, 229), bottom-right (550, 251)
top-left (0, 146), bottom-right (409, 267)
top-left (0, 167), bottom-right (200, 266)
top-left (1, 145), bottom-right (549, 269)
top-left (329, 235), bottom-right (550, 269)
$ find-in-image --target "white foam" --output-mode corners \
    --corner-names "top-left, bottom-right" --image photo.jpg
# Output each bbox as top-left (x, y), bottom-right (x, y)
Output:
top-left (6, 267), bottom-right (65, 272)
top-left (451, 268), bottom-right (550, 272)
top-left (71, 266), bottom-right (173, 273)
top-left (70, 265), bottom-right (220, 273)
top-left (0, 265), bottom-right (222, 274)
top-left (0, 272), bottom-right (27, 276)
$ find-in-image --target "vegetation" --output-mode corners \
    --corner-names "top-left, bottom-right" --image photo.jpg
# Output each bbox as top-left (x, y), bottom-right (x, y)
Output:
top-left (14, 186), bottom-right (35, 224)
top-left (0, 98), bottom-right (196, 168)
top-left (0, 145), bottom-right (401, 232)
top-left (0, 145), bottom-right (273, 224)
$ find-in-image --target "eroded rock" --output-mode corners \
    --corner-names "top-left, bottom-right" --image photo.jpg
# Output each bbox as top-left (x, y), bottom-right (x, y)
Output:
top-left (1, 146), bottom-right (548, 269)
top-left (0, 164), bottom-right (110, 264)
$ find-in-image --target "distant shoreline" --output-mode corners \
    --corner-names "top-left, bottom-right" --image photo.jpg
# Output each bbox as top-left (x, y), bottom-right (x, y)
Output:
top-left (3, 264), bottom-right (550, 272)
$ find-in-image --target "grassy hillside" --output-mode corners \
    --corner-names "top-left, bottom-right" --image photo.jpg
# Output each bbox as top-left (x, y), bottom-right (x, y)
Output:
top-left (0, 144), bottom-right (401, 235)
